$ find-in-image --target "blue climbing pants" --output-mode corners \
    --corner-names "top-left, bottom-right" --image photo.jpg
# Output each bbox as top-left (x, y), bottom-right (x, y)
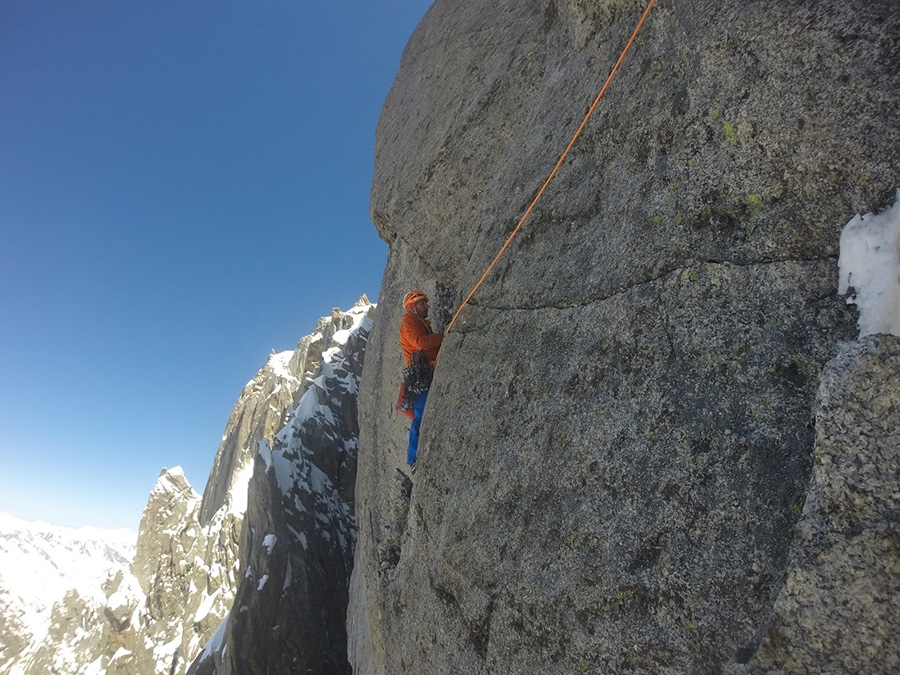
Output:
top-left (407, 389), bottom-right (429, 465)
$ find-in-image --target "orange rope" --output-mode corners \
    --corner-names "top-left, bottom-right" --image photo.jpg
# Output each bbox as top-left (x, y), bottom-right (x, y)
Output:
top-left (442, 0), bottom-right (656, 338)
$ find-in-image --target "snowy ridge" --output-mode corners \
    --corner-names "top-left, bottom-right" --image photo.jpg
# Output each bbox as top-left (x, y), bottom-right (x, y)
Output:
top-left (245, 350), bottom-right (298, 389)
top-left (270, 306), bottom-right (372, 551)
top-left (187, 299), bottom-right (375, 674)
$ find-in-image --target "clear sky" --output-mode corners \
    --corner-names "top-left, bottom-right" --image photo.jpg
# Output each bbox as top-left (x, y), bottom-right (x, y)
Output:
top-left (0, 0), bottom-right (433, 531)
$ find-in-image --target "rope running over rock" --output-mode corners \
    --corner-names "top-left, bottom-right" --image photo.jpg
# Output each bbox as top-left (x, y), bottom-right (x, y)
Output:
top-left (442, 0), bottom-right (658, 340)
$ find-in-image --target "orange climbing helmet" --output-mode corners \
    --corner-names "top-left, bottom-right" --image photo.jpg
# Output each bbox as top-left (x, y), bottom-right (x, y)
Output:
top-left (403, 290), bottom-right (428, 309)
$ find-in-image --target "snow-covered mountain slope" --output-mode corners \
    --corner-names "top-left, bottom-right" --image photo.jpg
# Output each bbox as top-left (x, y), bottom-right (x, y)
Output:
top-left (0, 297), bottom-right (376, 675)
top-left (188, 299), bottom-right (375, 675)
top-left (0, 512), bottom-right (135, 673)
top-left (128, 297), bottom-right (376, 675)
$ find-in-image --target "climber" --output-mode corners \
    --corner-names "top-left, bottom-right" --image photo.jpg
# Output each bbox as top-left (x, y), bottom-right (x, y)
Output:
top-left (398, 290), bottom-right (443, 468)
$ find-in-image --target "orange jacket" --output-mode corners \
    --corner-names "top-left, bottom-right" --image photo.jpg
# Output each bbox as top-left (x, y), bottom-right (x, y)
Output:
top-left (400, 311), bottom-right (443, 366)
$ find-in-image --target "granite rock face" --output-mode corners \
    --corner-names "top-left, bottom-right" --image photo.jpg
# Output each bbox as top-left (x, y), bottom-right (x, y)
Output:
top-left (351, 0), bottom-right (899, 673)
top-left (128, 467), bottom-right (205, 673)
top-left (736, 335), bottom-right (900, 673)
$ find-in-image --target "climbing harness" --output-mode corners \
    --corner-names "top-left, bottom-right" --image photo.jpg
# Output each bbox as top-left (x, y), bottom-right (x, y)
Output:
top-left (402, 351), bottom-right (434, 402)
top-left (442, 0), bottom-right (657, 339)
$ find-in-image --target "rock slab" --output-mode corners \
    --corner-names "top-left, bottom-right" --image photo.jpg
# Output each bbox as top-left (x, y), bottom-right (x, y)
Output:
top-left (351, 0), bottom-right (899, 673)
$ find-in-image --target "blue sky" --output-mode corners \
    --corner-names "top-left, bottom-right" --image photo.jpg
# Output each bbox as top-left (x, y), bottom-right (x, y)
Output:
top-left (0, 1), bottom-right (432, 530)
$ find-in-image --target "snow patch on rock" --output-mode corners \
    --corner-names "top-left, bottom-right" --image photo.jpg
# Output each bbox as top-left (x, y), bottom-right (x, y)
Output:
top-left (839, 188), bottom-right (900, 338)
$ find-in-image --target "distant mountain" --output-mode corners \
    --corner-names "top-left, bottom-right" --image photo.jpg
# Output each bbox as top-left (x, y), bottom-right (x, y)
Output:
top-left (0, 512), bottom-right (135, 673)
top-left (188, 298), bottom-right (374, 674)
top-left (0, 297), bottom-right (376, 675)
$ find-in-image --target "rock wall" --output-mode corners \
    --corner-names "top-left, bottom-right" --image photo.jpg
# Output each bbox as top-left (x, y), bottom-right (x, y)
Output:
top-left (351, 0), bottom-right (899, 673)
top-left (737, 335), bottom-right (900, 673)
